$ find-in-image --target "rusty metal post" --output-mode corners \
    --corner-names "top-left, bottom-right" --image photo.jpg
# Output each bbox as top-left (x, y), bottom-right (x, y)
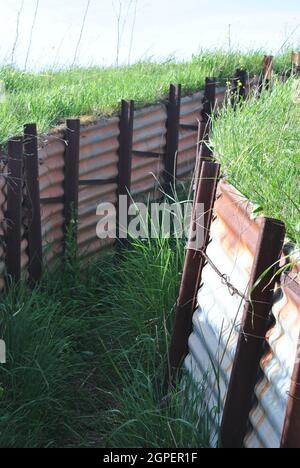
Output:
top-left (281, 280), bottom-right (300, 449)
top-left (220, 217), bottom-right (286, 448)
top-left (64, 118), bottom-right (80, 250)
top-left (168, 161), bottom-right (220, 384)
top-left (292, 51), bottom-right (300, 75)
top-left (193, 78), bottom-right (217, 192)
top-left (117, 100), bottom-right (134, 245)
top-left (261, 55), bottom-right (273, 89)
top-left (24, 123), bottom-right (43, 283)
top-left (164, 84), bottom-right (181, 190)
top-left (199, 77), bottom-right (216, 160)
top-left (6, 137), bottom-right (23, 282)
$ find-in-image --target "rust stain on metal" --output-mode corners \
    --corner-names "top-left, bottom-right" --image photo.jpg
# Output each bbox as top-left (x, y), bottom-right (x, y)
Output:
top-left (132, 104), bottom-right (166, 197)
top-left (245, 278), bottom-right (300, 448)
top-left (215, 181), bottom-right (260, 264)
top-left (79, 117), bottom-right (119, 255)
top-left (184, 181), bottom-right (300, 448)
top-left (168, 162), bottom-right (220, 382)
top-left (185, 182), bottom-right (259, 444)
top-left (263, 55), bottom-right (273, 82)
top-left (221, 216), bottom-right (285, 448)
top-left (27, 88), bottom-right (228, 268)
top-left (178, 92), bottom-right (203, 178)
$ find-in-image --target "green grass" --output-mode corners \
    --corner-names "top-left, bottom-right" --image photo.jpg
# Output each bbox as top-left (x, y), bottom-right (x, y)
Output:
top-left (0, 49), bottom-right (292, 143)
top-left (212, 76), bottom-right (300, 248)
top-left (0, 234), bottom-right (211, 448)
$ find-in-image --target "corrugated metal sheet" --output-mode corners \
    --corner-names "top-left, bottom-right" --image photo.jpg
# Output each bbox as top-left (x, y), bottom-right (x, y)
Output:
top-left (185, 242), bottom-right (249, 443)
top-left (0, 81), bottom-right (260, 285)
top-left (184, 181), bottom-right (300, 448)
top-left (132, 104), bottom-right (165, 197)
top-left (178, 92), bottom-right (203, 179)
top-left (178, 88), bottom-right (226, 179)
top-left (78, 117), bottom-right (119, 256)
top-left (184, 181), bottom-right (261, 445)
top-left (30, 89), bottom-right (227, 266)
top-left (67, 89), bottom-right (227, 258)
top-left (244, 277), bottom-right (300, 448)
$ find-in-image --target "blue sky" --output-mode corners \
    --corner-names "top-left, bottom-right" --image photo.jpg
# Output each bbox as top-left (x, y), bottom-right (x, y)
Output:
top-left (0, 0), bottom-right (300, 70)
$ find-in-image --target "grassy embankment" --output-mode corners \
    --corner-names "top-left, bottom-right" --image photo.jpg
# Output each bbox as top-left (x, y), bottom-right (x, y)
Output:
top-left (0, 50), bottom-right (291, 143)
top-left (212, 76), bottom-right (300, 249)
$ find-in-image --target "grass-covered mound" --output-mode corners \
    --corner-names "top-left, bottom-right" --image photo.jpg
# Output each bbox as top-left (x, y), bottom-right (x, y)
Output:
top-left (0, 50), bottom-right (291, 143)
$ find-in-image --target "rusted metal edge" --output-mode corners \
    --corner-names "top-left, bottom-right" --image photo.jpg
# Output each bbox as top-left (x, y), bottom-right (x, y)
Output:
top-left (198, 77), bottom-right (216, 161)
top-left (281, 373), bottom-right (300, 448)
top-left (220, 217), bottom-right (286, 448)
top-left (164, 84), bottom-right (181, 188)
top-left (262, 56), bottom-right (273, 83)
top-left (214, 180), bottom-right (260, 256)
top-left (280, 269), bottom-right (300, 449)
top-left (292, 51), bottom-right (300, 75)
top-left (191, 78), bottom-right (217, 191)
top-left (281, 294), bottom-right (300, 448)
top-left (117, 100), bottom-right (134, 197)
top-left (168, 161), bottom-right (221, 385)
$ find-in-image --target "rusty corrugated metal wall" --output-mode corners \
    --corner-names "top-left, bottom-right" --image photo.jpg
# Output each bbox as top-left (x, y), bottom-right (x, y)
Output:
top-left (29, 87), bottom-right (226, 269)
top-left (0, 84), bottom-right (231, 281)
top-left (184, 181), bottom-right (300, 448)
top-left (245, 273), bottom-right (300, 448)
top-left (185, 181), bottom-right (261, 444)
top-left (78, 117), bottom-right (119, 257)
top-left (178, 92), bottom-right (203, 179)
top-left (132, 104), bottom-right (165, 197)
